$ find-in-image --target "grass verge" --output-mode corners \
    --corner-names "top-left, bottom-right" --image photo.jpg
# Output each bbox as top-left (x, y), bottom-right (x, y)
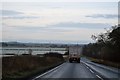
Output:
top-left (87, 57), bottom-right (120, 69)
top-left (2, 55), bottom-right (64, 80)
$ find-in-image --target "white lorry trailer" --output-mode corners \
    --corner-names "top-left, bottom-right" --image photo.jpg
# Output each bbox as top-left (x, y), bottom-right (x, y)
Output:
top-left (69, 46), bottom-right (82, 63)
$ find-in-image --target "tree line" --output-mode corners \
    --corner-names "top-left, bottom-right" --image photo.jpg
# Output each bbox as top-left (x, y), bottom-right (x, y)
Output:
top-left (83, 24), bottom-right (120, 63)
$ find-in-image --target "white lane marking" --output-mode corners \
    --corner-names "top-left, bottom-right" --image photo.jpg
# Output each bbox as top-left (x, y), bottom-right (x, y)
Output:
top-left (82, 61), bottom-right (103, 80)
top-left (89, 69), bottom-right (94, 73)
top-left (96, 75), bottom-right (104, 80)
top-left (86, 66), bottom-right (89, 69)
top-left (32, 63), bottom-right (65, 80)
top-left (81, 61), bottom-right (90, 70)
top-left (82, 61), bottom-right (94, 74)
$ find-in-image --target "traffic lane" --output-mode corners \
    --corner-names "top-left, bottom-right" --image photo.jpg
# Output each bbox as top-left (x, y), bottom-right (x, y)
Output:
top-left (34, 62), bottom-right (98, 79)
top-left (60, 62), bottom-right (98, 78)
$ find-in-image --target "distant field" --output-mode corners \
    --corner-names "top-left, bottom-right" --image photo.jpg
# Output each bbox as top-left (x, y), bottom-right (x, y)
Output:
top-left (1, 47), bottom-right (67, 55)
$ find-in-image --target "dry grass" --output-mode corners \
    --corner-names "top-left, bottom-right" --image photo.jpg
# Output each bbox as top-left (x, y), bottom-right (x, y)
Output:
top-left (2, 55), bottom-right (64, 79)
top-left (88, 57), bottom-right (120, 68)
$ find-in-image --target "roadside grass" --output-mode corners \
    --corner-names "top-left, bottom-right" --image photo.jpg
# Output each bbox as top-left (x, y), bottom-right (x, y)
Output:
top-left (87, 57), bottom-right (120, 69)
top-left (2, 55), bottom-right (64, 79)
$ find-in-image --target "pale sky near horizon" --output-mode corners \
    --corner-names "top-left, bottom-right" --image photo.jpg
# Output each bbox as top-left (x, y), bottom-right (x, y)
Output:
top-left (1, 0), bottom-right (118, 44)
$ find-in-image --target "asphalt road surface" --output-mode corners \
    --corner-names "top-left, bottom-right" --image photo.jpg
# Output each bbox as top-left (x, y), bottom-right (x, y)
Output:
top-left (32, 58), bottom-right (119, 80)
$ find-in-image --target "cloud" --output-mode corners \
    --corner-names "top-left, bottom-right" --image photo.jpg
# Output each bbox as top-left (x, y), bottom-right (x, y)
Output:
top-left (86, 14), bottom-right (118, 19)
top-left (3, 24), bottom-right (104, 43)
top-left (1, 10), bottom-right (40, 19)
top-left (3, 22), bottom-right (110, 30)
top-left (48, 22), bottom-right (111, 29)
top-left (2, 16), bottom-right (39, 19)
top-left (1, 2), bottom-right (117, 43)
top-left (0, 10), bottom-right (23, 16)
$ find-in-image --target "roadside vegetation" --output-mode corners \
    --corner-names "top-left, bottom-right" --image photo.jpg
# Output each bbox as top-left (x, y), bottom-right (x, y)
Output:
top-left (83, 24), bottom-right (120, 68)
top-left (2, 52), bottom-right (64, 79)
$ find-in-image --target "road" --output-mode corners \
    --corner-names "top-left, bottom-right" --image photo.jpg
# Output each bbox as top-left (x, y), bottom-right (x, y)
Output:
top-left (32, 58), bottom-right (119, 80)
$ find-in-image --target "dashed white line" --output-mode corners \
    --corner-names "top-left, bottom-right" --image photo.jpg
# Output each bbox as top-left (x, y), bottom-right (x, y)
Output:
top-left (96, 75), bottom-right (103, 80)
top-left (86, 66), bottom-right (89, 69)
top-left (82, 61), bottom-right (104, 80)
top-left (89, 69), bottom-right (94, 73)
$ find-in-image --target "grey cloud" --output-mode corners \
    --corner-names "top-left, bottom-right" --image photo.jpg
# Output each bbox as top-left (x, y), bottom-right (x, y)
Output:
top-left (4, 22), bottom-right (111, 30)
top-left (6, 26), bottom-right (70, 33)
top-left (1, 10), bottom-right (40, 19)
top-left (0, 10), bottom-right (23, 16)
top-left (2, 16), bottom-right (39, 19)
top-left (48, 22), bottom-right (111, 29)
top-left (3, 21), bottom-right (110, 29)
top-left (86, 14), bottom-right (118, 19)
top-left (3, 22), bottom-right (111, 34)
top-left (18, 22), bottom-right (109, 30)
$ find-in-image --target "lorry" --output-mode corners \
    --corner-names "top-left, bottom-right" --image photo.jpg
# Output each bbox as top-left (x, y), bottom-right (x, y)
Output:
top-left (69, 46), bottom-right (82, 63)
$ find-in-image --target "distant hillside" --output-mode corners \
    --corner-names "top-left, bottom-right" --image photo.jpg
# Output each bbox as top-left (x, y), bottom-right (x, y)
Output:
top-left (0, 41), bottom-right (84, 48)
top-left (1, 42), bottom-right (26, 47)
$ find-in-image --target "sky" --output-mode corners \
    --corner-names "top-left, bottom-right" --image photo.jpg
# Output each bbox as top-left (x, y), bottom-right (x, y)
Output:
top-left (1, 0), bottom-right (118, 44)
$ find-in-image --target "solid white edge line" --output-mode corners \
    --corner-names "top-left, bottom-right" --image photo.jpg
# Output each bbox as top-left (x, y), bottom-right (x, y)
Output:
top-left (96, 75), bottom-right (104, 80)
top-left (81, 61), bottom-right (104, 80)
top-left (87, 66), bottom-right (89, 69)
top-left (32, 63), bottom-right (65, 80)
top-left (89, 69), bottom-right (94, 73)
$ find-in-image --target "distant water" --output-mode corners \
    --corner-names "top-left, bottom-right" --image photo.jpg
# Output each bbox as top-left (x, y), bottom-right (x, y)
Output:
top-left (0, 47), bottom-right (67, 56)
